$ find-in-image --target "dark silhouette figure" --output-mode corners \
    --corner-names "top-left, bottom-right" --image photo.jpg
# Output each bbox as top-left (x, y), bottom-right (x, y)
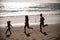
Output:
top-left (5, 21), bottom-right (13, 34)
top-left (40, 14), bottom-right (45, 32)
top-left (24, 15), bottom-right (33, 33)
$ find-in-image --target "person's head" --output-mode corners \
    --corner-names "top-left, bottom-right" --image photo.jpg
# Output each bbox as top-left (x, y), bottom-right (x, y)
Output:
top-left (7, 21), bottom-right (11, 24)
top-left (25, 15), bottom-right (28, 18)
top-left (40, 13), bottom-right (43, 17)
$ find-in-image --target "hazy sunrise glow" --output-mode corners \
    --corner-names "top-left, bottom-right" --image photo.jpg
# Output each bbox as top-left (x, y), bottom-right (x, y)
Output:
top-left (1, 2), bottom-right (36, 9)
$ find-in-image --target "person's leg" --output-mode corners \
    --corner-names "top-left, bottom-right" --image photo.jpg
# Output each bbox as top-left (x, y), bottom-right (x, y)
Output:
top-left (43, 22), bottom-right (45, 27)
top-left (5, 29), bottom-right (8, 34)
top-left (9, 29), bottom-right (12, 34)
top-left (24, 25), bottom-right (26, 33)
top-left (40, 23), bottom-right (42, 32)
top-left (27, 24), bottom-right (33, 30)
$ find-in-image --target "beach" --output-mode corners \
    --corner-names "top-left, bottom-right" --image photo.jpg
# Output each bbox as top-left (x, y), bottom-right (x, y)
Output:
top-left (0, 24), bottom-right (60, 40)
top-left (0, 2), bottom-right (60, 40)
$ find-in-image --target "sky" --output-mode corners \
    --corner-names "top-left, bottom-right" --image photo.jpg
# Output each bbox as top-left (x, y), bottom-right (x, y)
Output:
top-left (0, 0), bottom-right (60, 10)
top-left (0, 0), bottom-right (60, 3)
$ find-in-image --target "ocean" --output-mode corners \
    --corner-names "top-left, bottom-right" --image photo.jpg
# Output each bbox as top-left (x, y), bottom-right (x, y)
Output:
top-left (0, 10), bottom-right (60, 27)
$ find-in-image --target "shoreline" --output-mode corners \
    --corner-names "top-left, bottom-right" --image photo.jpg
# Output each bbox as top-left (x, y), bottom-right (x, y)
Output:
top-left (0, 23), bottom-right (60, 28)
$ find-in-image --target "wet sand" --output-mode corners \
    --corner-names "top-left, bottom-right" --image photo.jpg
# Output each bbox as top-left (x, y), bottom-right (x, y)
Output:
top-left (0, 24), bottom-right (60, 40)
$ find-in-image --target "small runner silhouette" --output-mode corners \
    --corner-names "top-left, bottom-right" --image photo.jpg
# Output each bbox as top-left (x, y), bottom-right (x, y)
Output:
top-left (5, 21), bottom-right (13, 34)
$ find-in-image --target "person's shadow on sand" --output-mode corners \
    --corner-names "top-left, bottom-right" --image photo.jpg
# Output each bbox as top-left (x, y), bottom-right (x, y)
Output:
top-left (41, 31), bottom-right (48, 36)
top-left (24, 32), bottom-right (32, 37)
top-left (6, 34), bottom-right (11, 38)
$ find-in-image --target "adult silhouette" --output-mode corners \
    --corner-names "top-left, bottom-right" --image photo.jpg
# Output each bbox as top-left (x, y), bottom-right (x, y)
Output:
top-left (40, 13), bottom-right (45, 32)
top-left (24, 15), bottom-right (33, 33)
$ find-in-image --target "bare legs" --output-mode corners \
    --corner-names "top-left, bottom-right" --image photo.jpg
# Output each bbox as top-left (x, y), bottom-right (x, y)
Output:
top-left (24, 25), bottom-right (33, 33)
top-left (5, 29), bottom-right (12, 34)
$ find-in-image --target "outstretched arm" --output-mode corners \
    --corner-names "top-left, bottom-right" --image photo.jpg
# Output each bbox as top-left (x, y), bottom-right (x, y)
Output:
top-left (11, 24), bottom-right (13, 28)
top-left (43, 17), bottom-right (45, 21)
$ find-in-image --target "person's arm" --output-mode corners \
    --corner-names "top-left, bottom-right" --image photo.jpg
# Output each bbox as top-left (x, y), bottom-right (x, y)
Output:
top-left (44, 18), bottom-right (45, 20)
top-left (10, 24), bottom-right (13, 28)
top-left (43, 17), bottom-right (45, 21)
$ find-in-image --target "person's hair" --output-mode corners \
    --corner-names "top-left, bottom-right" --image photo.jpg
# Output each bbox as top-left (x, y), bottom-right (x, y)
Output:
top-left (7, 21), bottom-right (11, 23)
top-left (25, 15), bottom-right (28, 18)
top-left (40, 13), bottom-right (42, 16)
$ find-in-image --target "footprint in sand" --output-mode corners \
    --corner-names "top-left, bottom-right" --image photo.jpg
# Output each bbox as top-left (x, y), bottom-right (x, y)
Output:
top-left (0, 36), bottom-right (1, 38)
top-left (0, 38), bottom-right (6, 40)
top-left (55, 37), bottom-right (60, 40)
top-left (10, 38), bottom-right (14, 40)
top-left (32, 38), bottom-right (36, 40)
top-left (42, 39), bottom-right (45, 40)
top-left (15, 38), bottom-right (19, 40)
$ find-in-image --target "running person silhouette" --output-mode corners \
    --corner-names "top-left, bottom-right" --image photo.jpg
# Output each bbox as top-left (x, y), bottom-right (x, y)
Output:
top-left (5, 21), bottom-right (13, 34)
top-left (40, 13), bottom-right (45, 32)
top-left (24, 15), bottom-right (33, 33)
